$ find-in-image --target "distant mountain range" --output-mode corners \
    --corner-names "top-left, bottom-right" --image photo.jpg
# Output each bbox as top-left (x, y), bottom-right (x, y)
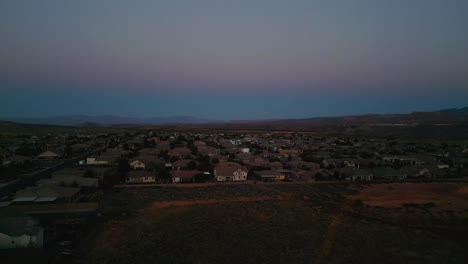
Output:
top-left (234, 107), bottom-right (468, 128)
top-left (437, 106), bottom-right (468, 114)
top-left (5, 115), bottom-right (221, 126)
top-left (2, 106), bottom-right (468, 127)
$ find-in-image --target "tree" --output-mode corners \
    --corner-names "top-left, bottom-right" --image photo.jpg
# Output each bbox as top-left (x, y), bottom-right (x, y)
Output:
top-left (159, 150), bottom-right (169, 160)
top-left (187, 160), bottom-right (197, 170)
top-left (359, 151), bottom-right (373, 159)
top-left (64, 144), bottom-right (73, 158)
top-left (193, 173), bottom-right (212, 183)
top-left (144, 139), bottom-right (155, 148)
top-left (268, 156), bottom-right (280, 162)
top-left (117, 157), bottom-right (131, 173)
top-left (228, 153), bottom-right (236, 161)
top-left (156, 166), bottom-right (171, 183)
top-left (84, 169), bottom-right (95, 178)
top-left (189, 145), bottom-right (198, 155)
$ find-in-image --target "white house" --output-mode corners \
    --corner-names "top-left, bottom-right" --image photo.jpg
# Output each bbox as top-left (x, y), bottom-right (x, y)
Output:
top-left (240, 148), bottom-right (250, 154)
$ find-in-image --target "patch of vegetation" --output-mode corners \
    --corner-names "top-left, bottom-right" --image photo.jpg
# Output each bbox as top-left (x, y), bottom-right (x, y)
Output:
top-left (85, 183), bottom-right (468, 264)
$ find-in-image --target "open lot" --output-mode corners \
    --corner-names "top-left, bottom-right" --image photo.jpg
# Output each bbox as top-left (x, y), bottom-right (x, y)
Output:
top-left (79, 183), bottom-right (468, 264)
top-left (351, 183), bottom-right (468, 210)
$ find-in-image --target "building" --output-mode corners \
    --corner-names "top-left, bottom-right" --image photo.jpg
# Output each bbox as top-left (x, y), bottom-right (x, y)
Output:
top-left (172, 170), bottom-right (202, 183)
top-left (36, 150), bottom-right (60, 159)
top-left (129, 159), bottom-right (147, 170)
top-left (335, 167), bottom-right (373, 181)
top-left (125, 171), bottom-right (156, 184)
top-left (214, 165), bottom-right (248, 182)
top-left (12, 186), bottom-right (81, 204)
top-left (373, 167), bottom-right (406, 180)
top-left (255, 170), bottom-right (286, 181)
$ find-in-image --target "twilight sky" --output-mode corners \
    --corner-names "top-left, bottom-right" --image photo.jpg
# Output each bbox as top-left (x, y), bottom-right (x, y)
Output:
top-left (1, 0), bottom-right (468, 120)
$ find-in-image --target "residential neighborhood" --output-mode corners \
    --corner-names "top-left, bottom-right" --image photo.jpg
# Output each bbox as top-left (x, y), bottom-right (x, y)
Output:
top-left (1, 127), bottom-right (468, 263)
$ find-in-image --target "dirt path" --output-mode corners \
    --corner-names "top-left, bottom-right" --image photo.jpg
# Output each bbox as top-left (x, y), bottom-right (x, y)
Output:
top-left (116, 181), bottom-right (343, 188)
top-left (314, 200), bottom-right (352, 264)
top-left (150, 195), bottom-right (284, 210)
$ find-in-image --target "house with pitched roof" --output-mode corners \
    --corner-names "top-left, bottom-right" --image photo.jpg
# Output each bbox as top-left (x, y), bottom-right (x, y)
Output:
top-left (214, 165), bottom-right (248, 182)
top-left (255, 170), bottom-right (286, 181)
top-left (125, 171), bottom-right (156, 184)
top-left (172, 170), bottom-right (202, 183)
top-left (36, 150), bottom-right (60, 159)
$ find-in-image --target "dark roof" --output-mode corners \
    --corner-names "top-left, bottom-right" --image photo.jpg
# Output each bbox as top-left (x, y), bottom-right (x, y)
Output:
top-left (336, 167), bottom-right (372, 177)
top-left (172, 170), bottom-right (202, 179)
top-left (127, 171), bottom-right (155, 178)
top-left (172, 159), bottom-right (195, 167)
top-left (373, 167), bottom-right (403, 178)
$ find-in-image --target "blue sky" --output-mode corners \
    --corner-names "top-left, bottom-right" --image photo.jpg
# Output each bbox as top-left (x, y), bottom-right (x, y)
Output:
top-left (1, 0), bottom-right (467, 119)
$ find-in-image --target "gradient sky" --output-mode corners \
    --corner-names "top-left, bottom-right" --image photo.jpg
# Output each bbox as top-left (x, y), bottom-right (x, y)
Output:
top-left (1, 0), bottom-right (468, 120)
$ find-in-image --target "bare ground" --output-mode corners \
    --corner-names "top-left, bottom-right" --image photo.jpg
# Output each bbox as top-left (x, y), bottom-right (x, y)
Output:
top-left (350, 183), bottom-right (468, 211)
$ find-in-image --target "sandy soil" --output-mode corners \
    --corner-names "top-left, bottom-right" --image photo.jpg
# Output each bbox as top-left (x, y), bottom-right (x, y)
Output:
top-left (93, 222), bottom-right (128, 251)
top-left (150, 195), bottom-right (284, 210)
top-left (351, 183), bottom-right (468, 211)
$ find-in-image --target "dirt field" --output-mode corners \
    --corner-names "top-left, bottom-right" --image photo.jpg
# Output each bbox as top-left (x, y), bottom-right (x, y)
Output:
top-left (83, 183), bottom-right (468, 264)
top-left (351, 183), bottom-right (468, 210)
top-left (150, 195), bottom-right (284, 209)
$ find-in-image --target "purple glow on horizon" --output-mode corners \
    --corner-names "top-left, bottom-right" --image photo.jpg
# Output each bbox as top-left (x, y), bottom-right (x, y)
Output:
top-left (1, 0), bottom-right (468, 118)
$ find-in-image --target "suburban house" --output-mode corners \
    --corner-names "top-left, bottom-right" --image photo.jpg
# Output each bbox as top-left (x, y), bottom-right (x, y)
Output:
top-left (70, 143), bottom-right (90, 153)
top-left (268, 161), bottom-right (284, 170)
top-left (240, 147), bottom-right (250, 154)
top-left (335, 167), bottom-right (374, 181)
top-left (139, 148), bottom-right (160, 155)
top-left (129, 158), bottom-right (147, 170)
top-left (193, 140), bottom-right (207, 147)
top-left (90, 167), bottom-right (118, 182)
top-left (172, 170), bottom-right (202, 183)
top-left (172, 159), bottom-right (197, 170)
top-left (48, 176), bottom-right (98, 188)
top-left (168, 147), bottom-right (192, 157)
top-left (401, 165), bottom-right (444, 178)
top-left (36, 150), bottom-right (60, 159)
top-left (373, 167), bottom-right (406, 180)
top-left (0, 215), bottom-right (44, 249)
top-left (287, 160), bottom-right (320, 170)
top-left (125, 171), bottom-right (156, 184)
top-left (86, 156), bottom-right (110, 165)
top-left (435, 162), bottom-right (450, 169)
top-left (255, 170), bottom-right (286, 181)
top-left (12, 186), bottom-right (81, 204)
top-left (50, 168), bottom-right (99, 187)
top-left (279, 149), bottom-right (300, 157)
top-left (214, 165), bottom-right (248, 182)
top-left (197, 146), bottom-right (220, 156)
top-left (157, 141), bottom-right (171, 151)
